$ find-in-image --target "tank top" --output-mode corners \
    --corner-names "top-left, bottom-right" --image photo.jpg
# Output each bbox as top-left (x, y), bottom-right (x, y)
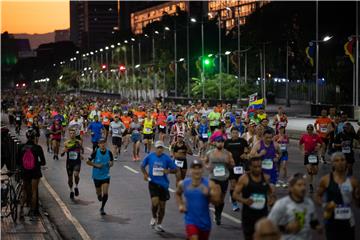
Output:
top-left (143, 118), bottom-right (153, 134)
top-left (173, 143), bottom-right (188, 160)
top-left (66, 140), bottom-right (81, 162)
top-left (258, 140), bottom-right (276, 171)
top-left (183, 177), bottom-right (211, 230)
top-left (208, 149), bottom-right (230, 181)
top-left (199, 123), bottom-right (209, 138)
top-left (325, 172), bottom-right (354, 226)
top-left (242, 173), bottom-right (269, 216)
top-left (174, 123), bottom-right (186, 135)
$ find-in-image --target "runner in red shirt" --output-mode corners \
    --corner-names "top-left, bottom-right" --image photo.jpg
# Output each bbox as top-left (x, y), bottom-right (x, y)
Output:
top-left (157, 110), bottom-right (167, 142)
top-left (120, 111), bottom-right (132, 152)
top-left (314, 109), bottom-right (333, 163)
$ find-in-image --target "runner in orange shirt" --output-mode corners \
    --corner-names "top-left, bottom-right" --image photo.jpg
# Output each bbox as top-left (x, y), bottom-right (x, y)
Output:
top-left (120, 111), bottom-right (132, 152)
top-left (157, 110), bottom-right (167, 142)
top-left (26, 107), bottom-right (37, 127)
top-left (134, 106), bottom-right (146, 124)
top-left (314, 109), bottom-right (333, 164)
top-left (101, 107), bottom-right (113, 141)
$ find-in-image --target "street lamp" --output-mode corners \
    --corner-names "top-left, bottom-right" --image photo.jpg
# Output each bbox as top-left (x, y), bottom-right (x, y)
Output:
top-left (225, 51), bottom-right (231, 74)
top-left (178, 58), bottom-right (184, 62)
top-left (191, 17), bottom-right (205, 99)
top-left (164, 26), bottom-right (170, 31)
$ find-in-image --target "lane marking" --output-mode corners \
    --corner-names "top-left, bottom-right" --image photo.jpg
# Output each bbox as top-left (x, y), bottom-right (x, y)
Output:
top-left (124, 165), bottom-right (139, 174)
top-left (86, 147), bottom-right (93, 152)
top-left (209, 207), bottom-right (242, 224)
top-left (168, 188), bottom-right (176, 193)
top-left (41, 177), bottom-right (91, 240)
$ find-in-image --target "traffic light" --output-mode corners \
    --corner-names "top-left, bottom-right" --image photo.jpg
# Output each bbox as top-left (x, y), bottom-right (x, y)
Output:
top-left (101, 64), bottom-right (107, 70)
top-left (119, 64), bottom-right (126, 73)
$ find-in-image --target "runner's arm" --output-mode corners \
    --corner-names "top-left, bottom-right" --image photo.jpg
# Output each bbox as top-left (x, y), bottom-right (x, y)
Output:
top-left (232, 175), bottom-right (252, 205)
top-left (175, 181), bottom-right (186, 213)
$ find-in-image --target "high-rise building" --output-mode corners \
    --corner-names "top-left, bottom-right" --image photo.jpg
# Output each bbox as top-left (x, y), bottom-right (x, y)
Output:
top-left (70, 1), bottom-right (119, 50)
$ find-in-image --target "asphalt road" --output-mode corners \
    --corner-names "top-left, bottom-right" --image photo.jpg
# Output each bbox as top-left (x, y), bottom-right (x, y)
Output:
top-left (4, 117), bottom-right (360, 240)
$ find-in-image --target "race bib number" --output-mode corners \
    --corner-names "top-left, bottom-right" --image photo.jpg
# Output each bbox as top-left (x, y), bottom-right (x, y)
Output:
top-left (279, 122), bottom-right (286, 127)
top-left (175, 160), bottom-right (184, 168)
top-left (152, 167), bottom-right (164, 176)
top-left (262, 159), bottom-right (273, 170)
top-left (320, 127), bottom-right (327, 133)
top-left (132, 130), bottom-right (139, 134)
top-left (280, 144), bottom-right (287, 151)
top-left (250, 193), bottom-right (266, 210)
top-left (308, 155), bottom-right (318, 164)
top-left (159, 125), bottom-right (165, 129)
top-left (103, 117), bottom-right (109, 122)
top-left (28, 118), bottom-right (33, 123)
top-left (334, 206), bottom-right (351, 220)
top-left (16, 117), bottom-right (20, 121)
top-left (342, 146), bottom-right (351, 154)
top-left (233, 166), bottom-right (244, 175)
top-left (112, 128), bottom-right (119, 134)
top-left (69, 151), bottom-right (78, 160)
top-left (214, 120), bottom-right (219, 125)
top-left (213, 165), bottom-right (226, 177)
top-left (145, 128), bottom-right (152, 133)
top-left (202, 133), bottom-right (208, 139)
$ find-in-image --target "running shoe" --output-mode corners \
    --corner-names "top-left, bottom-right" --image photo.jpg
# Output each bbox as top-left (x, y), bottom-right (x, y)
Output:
top-left (154, 224), bottom-right (165, 232)
top-left (70, 191), bottom-right (75, 199)
top-left (100, 208), bottom-right (106, 215)
top-left (74, 187), bottom-right (79, 196)
top-left (150, 218), bottom-right (156, 228)
top-left (232, 202), bottom-right (240, 212)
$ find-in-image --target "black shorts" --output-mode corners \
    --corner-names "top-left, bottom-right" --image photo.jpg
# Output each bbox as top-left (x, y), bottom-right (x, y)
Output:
top-left (229, 164), bottom-right (245, 180)
top-left (104, 125), bottom-right (110, 131)
top-left (211, 179), bottom-right (229, 194)
top-left (158, 126), bottom-right (166, 133)
top-left (66, 161), bottom-right (81, 175)
top-left (174, 158), bottom-right (188, 169)
top-left (210, 126), bottom-right (218, 132)
top-left (143, 133), bottom-right (153, 140)
top-left (75, 135), bottom-right (81, 141)
top-left (93, 178), bottom-right (110, 188)
top-left (304, 155), bottom-right (319, 166)
top-left (112, 136), bottom-right (122, 147)
top-left (22, 170), bottom-right (42, 180)
top-left (148, 181), bottom-right (170, 201)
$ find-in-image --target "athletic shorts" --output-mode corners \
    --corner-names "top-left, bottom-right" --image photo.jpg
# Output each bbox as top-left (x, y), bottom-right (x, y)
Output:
top-left (66, 161), bottom-right (81, 176)
top-left (211, 179), bottom-right (228, 194)
top-left (229, 164), bottom-right (244, 180)
top-left (93, 178), bottom-right (110, 188)
top-left (103, 125), bottom-right (110, 131)
top-left (75, 135), bottom-right (81, 141)
top-left (210, 126), bottom-right (218, 132)
top-left (143, 133), bottom-right (153, 140)
top-left (186, 224), bottom-right (210, 240)
top-left (112, 136), bottom-right (122, 147)
top-left (148, 181), bottom-right (170, 201)
top-left (279, 151), bottom-right (288, 161)
top-left (304, 154), bottom-right (319, 166)
top-left (131, 133), bottom-right (141, 143)
top-left (158, 126), bottom-right (166, 133)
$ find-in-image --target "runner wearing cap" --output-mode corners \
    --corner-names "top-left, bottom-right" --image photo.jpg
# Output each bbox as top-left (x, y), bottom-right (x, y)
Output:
top-left (86, 138), bottom-right (114, 215)
top-left (141, 140), bottom-right (178, 232)
top-left (203, 135), bottom-right (235, 225)
top-left (171, 133), bottom-right (193, 185)
top-left (175, 159), bottom-right (221, 240)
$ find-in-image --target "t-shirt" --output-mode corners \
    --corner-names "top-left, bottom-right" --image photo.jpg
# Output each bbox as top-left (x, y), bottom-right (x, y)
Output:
top-left (120, 116), bottom-right (132, 129)
top-left (141, 152), bottom-right (177, 189)
top-left (224, 138), bottom-right (248, 165)
top-left (101, 112), bottom-right (113, 126)
top-left (315, 117), bottom-right (332, 138)
top-left (90, 148), bottom-right (113, 180)
top-left (299, 134), bottom-right (323, 155)
top-left (208, 111), bottom-right (221, 127)
top-left (130, 122), bottom-right (141, 134)
top-left (334, 131), bottom-right (359, 154)
top-left (88, 121), bottom-right (104, 142)
top-left (268, 196), bottom-right (317, 240)
top-left (110, 121), bottom-right (125, 138)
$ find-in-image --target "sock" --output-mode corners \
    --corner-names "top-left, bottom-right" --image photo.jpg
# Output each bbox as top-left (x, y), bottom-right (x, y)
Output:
top-left (101, 194), bottom-right (108, 209)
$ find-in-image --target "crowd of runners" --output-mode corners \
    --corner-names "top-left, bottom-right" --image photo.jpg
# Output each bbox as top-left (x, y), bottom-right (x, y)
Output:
top-left (2, 89), bottom-right (360, 240)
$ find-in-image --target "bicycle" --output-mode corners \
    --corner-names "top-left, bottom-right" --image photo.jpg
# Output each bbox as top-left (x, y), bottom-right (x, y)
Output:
top-left (1, 169), bottom-right (23, 223)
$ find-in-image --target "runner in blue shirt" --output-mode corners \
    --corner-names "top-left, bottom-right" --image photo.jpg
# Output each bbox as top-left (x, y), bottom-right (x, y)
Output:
top-left (87, 115), bottom-right (104, 152)
top-left (141, 140), bottom-right (177, 232)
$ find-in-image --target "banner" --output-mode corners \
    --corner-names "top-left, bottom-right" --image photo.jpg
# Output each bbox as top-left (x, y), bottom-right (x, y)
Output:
top-left (305, 42), bottom-right (315, 67)
top-left (344, 37), bottom-right (355, 64)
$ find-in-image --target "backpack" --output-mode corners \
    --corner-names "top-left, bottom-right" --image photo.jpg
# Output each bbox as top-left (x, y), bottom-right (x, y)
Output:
top-left (22, 146), bottom-right (36, 170)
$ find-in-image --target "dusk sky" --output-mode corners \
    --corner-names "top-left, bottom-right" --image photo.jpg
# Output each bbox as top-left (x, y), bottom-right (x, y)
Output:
top-left (1, 1), bottom-right (69, 34)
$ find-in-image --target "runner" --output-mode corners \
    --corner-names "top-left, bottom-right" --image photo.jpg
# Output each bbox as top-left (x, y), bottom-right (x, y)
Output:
top-left (333, 122), bottom-right (359, 176)
top-left (250, 129), bottom-right (280, 184)
top-left (208, 108), bottom-right (221, 133)
top-left (175, 159), bottom-right (221, 240)
top-left (242, 121), bottom-right (256, 148)
top-left (316, 152), bottom-right (360, 240)
top-left (197, 116), bottom-right (209, 157)
top-left (156, 110), bottom-right (167, 143)
top-left (171, 133), bottom-right (193, 186)
top-left (26, 107), bottom-right (36, 127)
top-left (101, 107), bottom-right (113, 141)
top-left (14, 106), bottom-right (23, 135)
top-left (232, 114), bottom-right (245, 136)
top-left (232, 157), bottom-right (275, 240)
top-left (109, 115), bottom-right (126, 161)
top-left (299, 124), bottom-right (323, 193)
top-left (253, 218), bottom-right (281, 240)
top-left (49, 119), bottom-right (63, 160)
top-left (170, 114), bottom-right (187, 145)
top-left (130, 115), bottom-right (142, 161)
top-left (314, 109), bottom-right (332, 164)
top-left (273, 106), bottom-right (288, 134)
top-left (88, 115), bottom-right (104, 152)
top-left (273, 126), bottom-right (289, 188)
top-left (68, 113), bottom-right (84, 152)
top-left (225, 127), bottom-right (249, 211)
top-left (141, 140), bottom-right (178, 232)
top-left (143, 111), bottom-right (156, 154)
top-left (61, 128), bottom-right (83, 199)
top-left (120, 111), bottom-right (132, 152)
top-left (268, 173), bottom-right (322, 239)
top-left (203, 136), bottom-right (235, 225)
top-left (86, 138), bottom-right (114, 215)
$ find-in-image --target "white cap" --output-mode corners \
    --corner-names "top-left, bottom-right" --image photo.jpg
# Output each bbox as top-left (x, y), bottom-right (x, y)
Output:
top-left (154, 140), bottom-right (165, 148)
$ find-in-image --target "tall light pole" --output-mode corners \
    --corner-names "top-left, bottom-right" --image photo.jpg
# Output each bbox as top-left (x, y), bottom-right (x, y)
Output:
top-left (131, 38), bottom-right (136, 100)
top-left (315, 0), bottom-right (319, 104)
top-left (105, 46), bottom-right (109, 81)
top-left (218, 11), bottom-right (222, 100)
top-left (356, 1), bottom-right (359, 106)
top-left (286, 41), bottom-right (290, 107)
top-left (225, 51), bottom-right (231, 74)
top-left (186, 15), bottom-right (191, 98)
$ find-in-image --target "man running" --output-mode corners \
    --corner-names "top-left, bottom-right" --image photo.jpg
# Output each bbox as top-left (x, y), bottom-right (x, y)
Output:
top-left (203, 136), bottom-right (234, 225)
top-left (141, 140), bottom-right (177, 232)
top-left (171, 133), bottom-right (193, 185)
top-left (175, 159), bottom-right (221, 240)
top-left (314, 109), bottom-right (332, 163)
top-left (143, 111), bottom-right (156, 154)
top-left (268, 173), bottom-right (322, 239)
top-left (233, 157), bottom-right (275, 240)
top-left (88, 115), bottom-right (104, 152)
top-left (87, 138), bottom-right (114, 215)
top-left (61, 128), bottom-right (83, 199)
top-left (121, 111), bottom-right (132, 152)
top-left (316, 152), bottom-right (360, 240)
top-left (109, 115), bottom-right (126, 161)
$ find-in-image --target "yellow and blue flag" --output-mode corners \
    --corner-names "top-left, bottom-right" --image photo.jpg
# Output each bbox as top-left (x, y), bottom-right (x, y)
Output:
top-left (305, 42), bottom-right (315, 66)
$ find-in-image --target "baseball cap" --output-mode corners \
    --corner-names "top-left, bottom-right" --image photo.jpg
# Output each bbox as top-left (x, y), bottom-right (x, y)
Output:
top-left (154, 140), bottom-right (165, 148)
top-left (190, 159), bottom-right (203, 168)
top-left (214, 135), bottom-right (225, 142)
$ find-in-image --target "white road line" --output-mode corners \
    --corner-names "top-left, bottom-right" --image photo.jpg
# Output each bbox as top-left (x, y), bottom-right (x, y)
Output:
top-left (168, 188), bottom-right (176, 193)
top-left (86, 147), bottom-right (93, 152)
top-left (124, 165), bottom-right (139, 174)
top-left (41, 177), bottom-right (91, 240)
top-left (209, 207), bottom-right (242, 224)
